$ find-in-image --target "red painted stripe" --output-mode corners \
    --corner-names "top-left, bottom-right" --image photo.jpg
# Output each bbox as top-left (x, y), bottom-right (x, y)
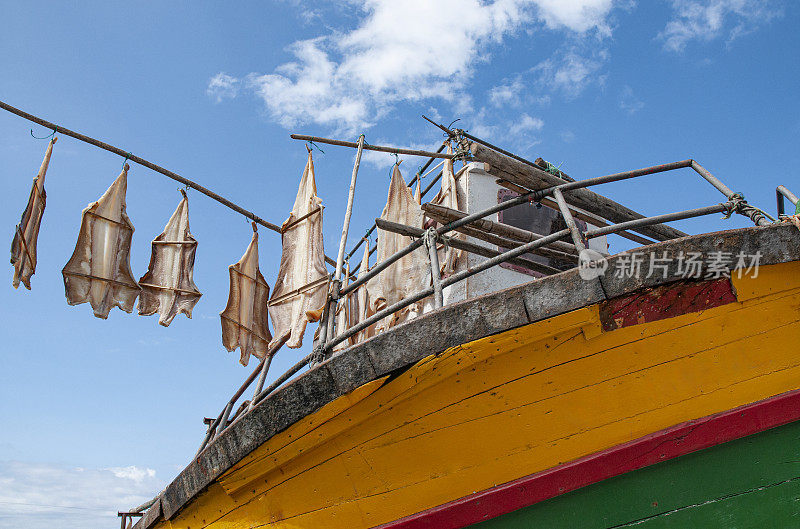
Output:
top-left (375, 387), bottom-right (800, 529)
top-left (599, 278), bottom-right (736, 332)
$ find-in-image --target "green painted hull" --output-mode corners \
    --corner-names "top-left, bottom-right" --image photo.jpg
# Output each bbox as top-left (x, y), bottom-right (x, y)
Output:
top-left (471, 420), bottom-right (800, 528)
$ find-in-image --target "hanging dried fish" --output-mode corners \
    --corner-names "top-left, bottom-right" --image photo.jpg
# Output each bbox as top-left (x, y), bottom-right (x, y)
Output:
top-left (62, 164), bottom-right (141, 319)
top-left (220, 224), bottom-right (272, 366)
top-left (354, 239), bottom-right (376, 343)
top-left (138, 190), bottom-right (202, 326)
top-left (430, 143), bottom-right (463, 276)
top-left (368, 163), bottom-right (430, 332)
top-left (11, 137), bottom-right (56, 290)
top-left (331, 263), bottom-right (352, 353)
top-left (269, 148), bottom-right (329, 349)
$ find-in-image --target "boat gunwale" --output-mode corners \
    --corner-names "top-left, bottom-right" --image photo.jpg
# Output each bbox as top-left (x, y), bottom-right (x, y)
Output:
top-left (136, 222), bottom-right (800, 529)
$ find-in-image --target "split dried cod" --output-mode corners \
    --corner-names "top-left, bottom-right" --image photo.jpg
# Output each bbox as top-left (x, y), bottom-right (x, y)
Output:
top-left (138, 190), bottom-right (202, 326)
top-left (430, 143), bottom-right (463, 276)
top-left (331, 263), bottom-right (355, 352)
top-left (11, 137), bottom-right (56, 290)
top-left (368, 164), bottom-right (430, 332)
top-left (269, 149), bottom-right (328, 349)
top-left (353, 239), bottom-right (376, 342)
top-left (62, 164), bottom-right (141, 319)
top-left (220, 225), bottom-right (272, 366)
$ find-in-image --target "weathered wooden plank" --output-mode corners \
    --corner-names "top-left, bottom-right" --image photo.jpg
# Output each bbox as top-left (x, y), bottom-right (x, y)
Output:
top-left (471, 142), bottom-right (688, 242)
top-left (422, 203), bottom-right (577, 254)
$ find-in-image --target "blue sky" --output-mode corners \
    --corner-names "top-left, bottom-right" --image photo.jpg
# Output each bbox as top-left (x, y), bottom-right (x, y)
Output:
top-left (0, 1), bottom-right (797, 527)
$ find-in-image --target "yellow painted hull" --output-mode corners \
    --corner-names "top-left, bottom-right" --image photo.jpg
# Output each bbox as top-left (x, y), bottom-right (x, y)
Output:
top-left (152, 260), bottom-right (800, 529)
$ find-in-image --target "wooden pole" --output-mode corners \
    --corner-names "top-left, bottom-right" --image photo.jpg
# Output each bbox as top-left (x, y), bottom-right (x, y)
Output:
top-left (327, 135), bottom-right (366, 348)
top-left (290, 134), bottom-right (455, 160)
top-left (0, 100), bottom-right (338, 266)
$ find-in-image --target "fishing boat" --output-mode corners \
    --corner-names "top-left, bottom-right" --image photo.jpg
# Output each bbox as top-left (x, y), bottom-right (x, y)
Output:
top-left (125, 126), bottom-right (800, 529)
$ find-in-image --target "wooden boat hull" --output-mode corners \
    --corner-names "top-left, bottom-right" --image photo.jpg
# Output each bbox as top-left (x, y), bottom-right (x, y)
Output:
top-left (140, 224), bottom-right (800, 529)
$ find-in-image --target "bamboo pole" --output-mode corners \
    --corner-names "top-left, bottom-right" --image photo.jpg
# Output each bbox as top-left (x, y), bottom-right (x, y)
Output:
top-left (326, 135), bottom-right (366, 348)
top-left (0, 100), bottom-right (338, 266)
top-left (290, 134), bottom-right (455, 160)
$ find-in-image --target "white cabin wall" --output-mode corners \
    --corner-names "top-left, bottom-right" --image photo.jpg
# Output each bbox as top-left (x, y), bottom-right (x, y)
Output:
top-left (442, 162), bottom-right (536, 305)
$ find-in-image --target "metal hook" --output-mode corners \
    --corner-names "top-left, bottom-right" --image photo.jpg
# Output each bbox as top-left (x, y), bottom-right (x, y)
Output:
top-left (392, 152), bottom-right (401, 166)
top-left (30, 126), bottom-right (57, 140)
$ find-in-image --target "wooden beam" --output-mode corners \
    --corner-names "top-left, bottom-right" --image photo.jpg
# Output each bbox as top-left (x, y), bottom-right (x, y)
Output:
top-left (291, 134), bottom-right (455, 160)
top-left (423, 203), bottom-right (577, 255)
top-left (470, 142), bottom-right (688, 242)
top-left (375, 219), bottom-right (562, 276)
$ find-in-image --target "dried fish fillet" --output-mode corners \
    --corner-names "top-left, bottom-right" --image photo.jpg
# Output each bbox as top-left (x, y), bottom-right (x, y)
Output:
top-left (62, 164), bottom-right (141, 319)
top-left (220, 225), bottom-right (272, 366)
top-left (354, 240), bottom-right (376, 342)
top-left (430, 143), bottom-right (463, 276)
top-left (11, 137), bottom-right (56, 290)
top-left (269, 149), bottom-right (329, 349)
top-left (368, 164), bottom-right (430, 332)
top-left (333, 263), bottom-right (358, 351)
top-left (138, 190), bottom-right (202, 326)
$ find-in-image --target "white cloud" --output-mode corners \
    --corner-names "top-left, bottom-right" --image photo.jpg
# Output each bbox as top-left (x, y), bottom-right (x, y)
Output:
top-left (534, 48), bottom-right (607, 99)
top-left (0, 461), bottom-right (164, 529)
top-left (534, 0), bottom-right (616, 34)
top-left (211, 0), bottom-right (624, 133)
top-left (489, 77), bottom-right (526, 107)
top-left (660, 0), bottom-right (782, 52)
top-left (206, 73), bottom-right (240, 103)
top-left (618, 85), bottom-right (644, 114)
top-left (509, 113), bottom-right (545, 136)
top-left (109, 466), bottom-right (156, 482)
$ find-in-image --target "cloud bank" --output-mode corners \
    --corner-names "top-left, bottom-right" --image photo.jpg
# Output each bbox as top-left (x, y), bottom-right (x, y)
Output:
top-left (0, 461), bottom-right (164, 529)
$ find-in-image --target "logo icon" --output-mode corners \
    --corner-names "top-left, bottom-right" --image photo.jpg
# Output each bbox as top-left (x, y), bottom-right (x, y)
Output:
top-left (578, 248), bottom-right (608, 280)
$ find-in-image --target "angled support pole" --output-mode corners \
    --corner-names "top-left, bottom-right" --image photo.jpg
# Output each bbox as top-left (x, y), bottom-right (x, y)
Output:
top-left (552, 188), bottom-right (587, 257)
top-left (323, 135), bottom-right (365, 356)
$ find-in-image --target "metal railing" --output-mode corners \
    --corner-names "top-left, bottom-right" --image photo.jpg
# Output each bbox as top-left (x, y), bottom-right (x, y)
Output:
top-left (777, 185), bottom-right (799, 217)
top-left (195, 132), bottom-right (778, 457)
